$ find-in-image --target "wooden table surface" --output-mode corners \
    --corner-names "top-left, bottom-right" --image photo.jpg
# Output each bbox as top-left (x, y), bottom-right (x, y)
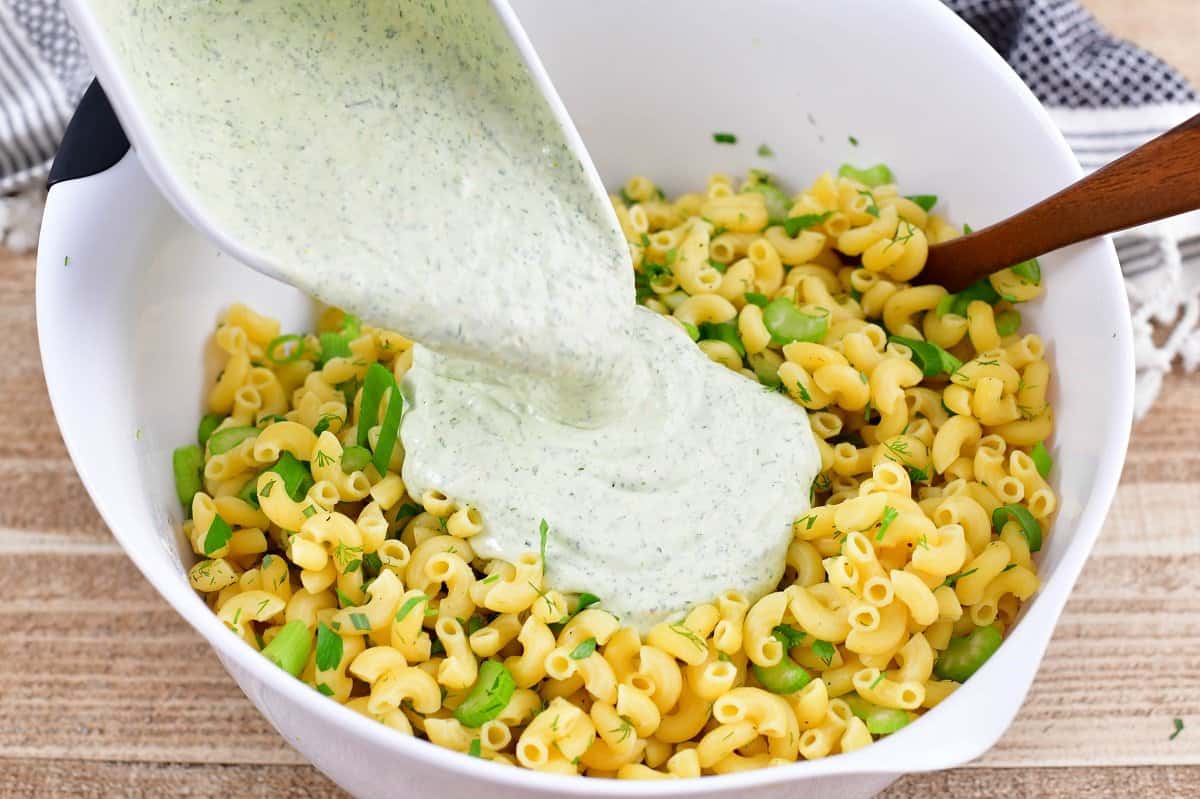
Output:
top-left (4, 2), bottom-right (1199, 795)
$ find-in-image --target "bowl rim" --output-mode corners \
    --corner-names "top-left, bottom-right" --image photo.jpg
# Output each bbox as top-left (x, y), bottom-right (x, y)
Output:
top-left (39, 0), bottom-right (1133, 794)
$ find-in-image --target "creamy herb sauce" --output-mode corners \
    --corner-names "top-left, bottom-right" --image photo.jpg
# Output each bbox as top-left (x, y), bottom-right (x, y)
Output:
top-left (94, 0), bottom-right (820, 630)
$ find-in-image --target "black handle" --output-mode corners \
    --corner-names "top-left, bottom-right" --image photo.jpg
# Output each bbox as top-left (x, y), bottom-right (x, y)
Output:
top-left (48, 79), bottom-right (130, 187)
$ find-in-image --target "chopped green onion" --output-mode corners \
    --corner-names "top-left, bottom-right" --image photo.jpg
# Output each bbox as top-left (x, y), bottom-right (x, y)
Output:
top-left (202, 514), bottom-right (232, 556)
top-left (888, 335), bottom-right (962, 377)
top-left (680, 321), bottom-right (700, 341)
top-left (363, 552), bottom-right (382, 577)
top-left (261, 619), bottom-right (312, 677)
top-left (757, 143), bottom-right (774, 157)
top-left (783, 212), bottom-right (831, 237)
top-left (352, 359), bottom-right (391, 448)
top-left (763, 298), bottom-right (829, 345)
top-left (316, 683), bottom-right (334, 696)
top-left (843, 695), bottom-right (912, 734)
top-left (468, 738), bottom-right (482, 758)
top-left (811, 640), bottom-right (836, 666)
top-left (371, 375), bottom-right (403, 474)
top-left (207, 426), bottom-right (258, 455)
top-left (712, 132), bottom-right (737, 144)
top-left (698, 321), bottom-right (746, 358)
top-left (905, 194), bottom-right (938, 212)
top-left (197, 414), bottom-right (224, 446)
top-left (538, 519), bottom-right (550, 566)
top-left (453, 660), bottom-right (516, 728)
top-left (1031, 442), bottom-right (1053, 478)
top-left (395, 594), bottom-right (428, 622)
top-left (744, 292), bottom-right (769, 308)
top-left (1170, 718), bottom-right (1185, 741)
top-left (570, 637), bottom-right (598, 660)
top-left (271, 452), bottom-right (313, 501)
top-left (848, 135), bottom-right (859, 147)
top-left (340, 445), bottom-right (372, 473)
top-left (753, 655), bottom-right (811, 694)
top-left (1011, 258), bottom-right (1042, 285)
top-left (934, 624), bottom-right (1003, 682)
top-left (315, 622), bottom-right (343, 671)
top-left (172, 445), bottom-right (204, 509)
top-left (838, 163), bottom-right (893, 187)
top-left (995, 309), bottom-right (1022, 337)
top-left (743, 182), bottom-right (791, 226)
top-left (266, 334), bottom-right (306, 364)
top-left (992, 504), bottom-right (1043, 552)
top-left (318, 331), bottom-right (352, 364)
top-left (349, 612), bottom-right (371, 631)
top-left (576, 593), bottom-right (601, 613)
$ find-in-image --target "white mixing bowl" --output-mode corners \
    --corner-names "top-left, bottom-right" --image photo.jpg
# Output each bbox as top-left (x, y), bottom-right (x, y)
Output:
top-left (37, 1), bottom-right (1132, 797)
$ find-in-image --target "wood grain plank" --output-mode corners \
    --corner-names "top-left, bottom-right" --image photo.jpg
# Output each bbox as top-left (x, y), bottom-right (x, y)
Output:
top-left (0, 759), bottom-right (345, 799)
top-left (884, 765), bottom-right (1200, 799)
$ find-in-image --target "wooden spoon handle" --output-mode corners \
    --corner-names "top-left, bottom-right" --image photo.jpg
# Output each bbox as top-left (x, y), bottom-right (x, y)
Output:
top-left (920, 112), bottom-right (1200, 291)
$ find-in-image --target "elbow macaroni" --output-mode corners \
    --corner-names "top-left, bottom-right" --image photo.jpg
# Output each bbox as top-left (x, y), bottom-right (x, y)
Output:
top-left (181, 167), bottom-right (1055, 778)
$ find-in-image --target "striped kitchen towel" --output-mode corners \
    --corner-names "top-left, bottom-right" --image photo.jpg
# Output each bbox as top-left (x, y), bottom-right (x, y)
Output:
top-left (1, 0), bottom-right (1197, 415)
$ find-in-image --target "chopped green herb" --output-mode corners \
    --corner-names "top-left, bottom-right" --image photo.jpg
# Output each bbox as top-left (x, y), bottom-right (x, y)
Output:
top-left (576, 593), bottom-right (602, 613)
top-left (811, 640), bottom-right (836, 666)
top-left (570, 637), bottom-right (598, 660)
top-left (315, 622), bottom-right (343, 671)
top-left (335, 588), bottom-right (358, 608)
top-left (316, 682), bottom-right (335, 697)
top-left (1031, 441), bottom-right (1053, 478)
top-left (905, 194), bottom-right (938, 212)
top-left (783, 211), bottom-right (832, 237)
top-left (848, 135), bottom-right (859, 146)
top-left (757, 143), bottom-right (774, 157)
top-left (712, 132), bottom-right (737, 144)
top-left (270, 451), bottom-right (313, 501)
top-left (1170, 718), bottom-right (1185, 741)
top-left (876, 505), bottom-right (898, 541)
top-left (888, 335), bottom-right (963, 377)
top-left (679, 321), bottom-right (700, 341)
top-left (937, 277), bottom-right (1002, 317)
top-left (539, 518), bottom-right (550, 566)
top-left (349, 612), bottom-right (371, 631)
top-left (202, 514), bottom-right (232, 556)
top-left (992, 504), bottom-right (1043, 552)
top-left (771, 624), bottom-right (807, 650)
top-left (705, 257), bottom-right (727, 274)
top-left (868, 672), bottom-right (886, 690)
top-left (480, 573), bottom-right (501, 585)
top-left (669, 622), bottom-right (707, 653)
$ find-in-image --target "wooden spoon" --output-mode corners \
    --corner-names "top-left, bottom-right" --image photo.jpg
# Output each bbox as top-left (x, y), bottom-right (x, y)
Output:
top-left (919, 113), bottom-right (1200, 292)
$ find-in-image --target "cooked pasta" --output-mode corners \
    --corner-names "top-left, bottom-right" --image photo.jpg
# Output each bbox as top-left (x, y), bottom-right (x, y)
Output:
top-left (173, 165), bottom-right (1055, 778)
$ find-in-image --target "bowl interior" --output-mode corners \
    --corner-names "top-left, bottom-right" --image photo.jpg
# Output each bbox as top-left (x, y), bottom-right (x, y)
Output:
top-left (39, 0), bottom-right (1131, 795)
